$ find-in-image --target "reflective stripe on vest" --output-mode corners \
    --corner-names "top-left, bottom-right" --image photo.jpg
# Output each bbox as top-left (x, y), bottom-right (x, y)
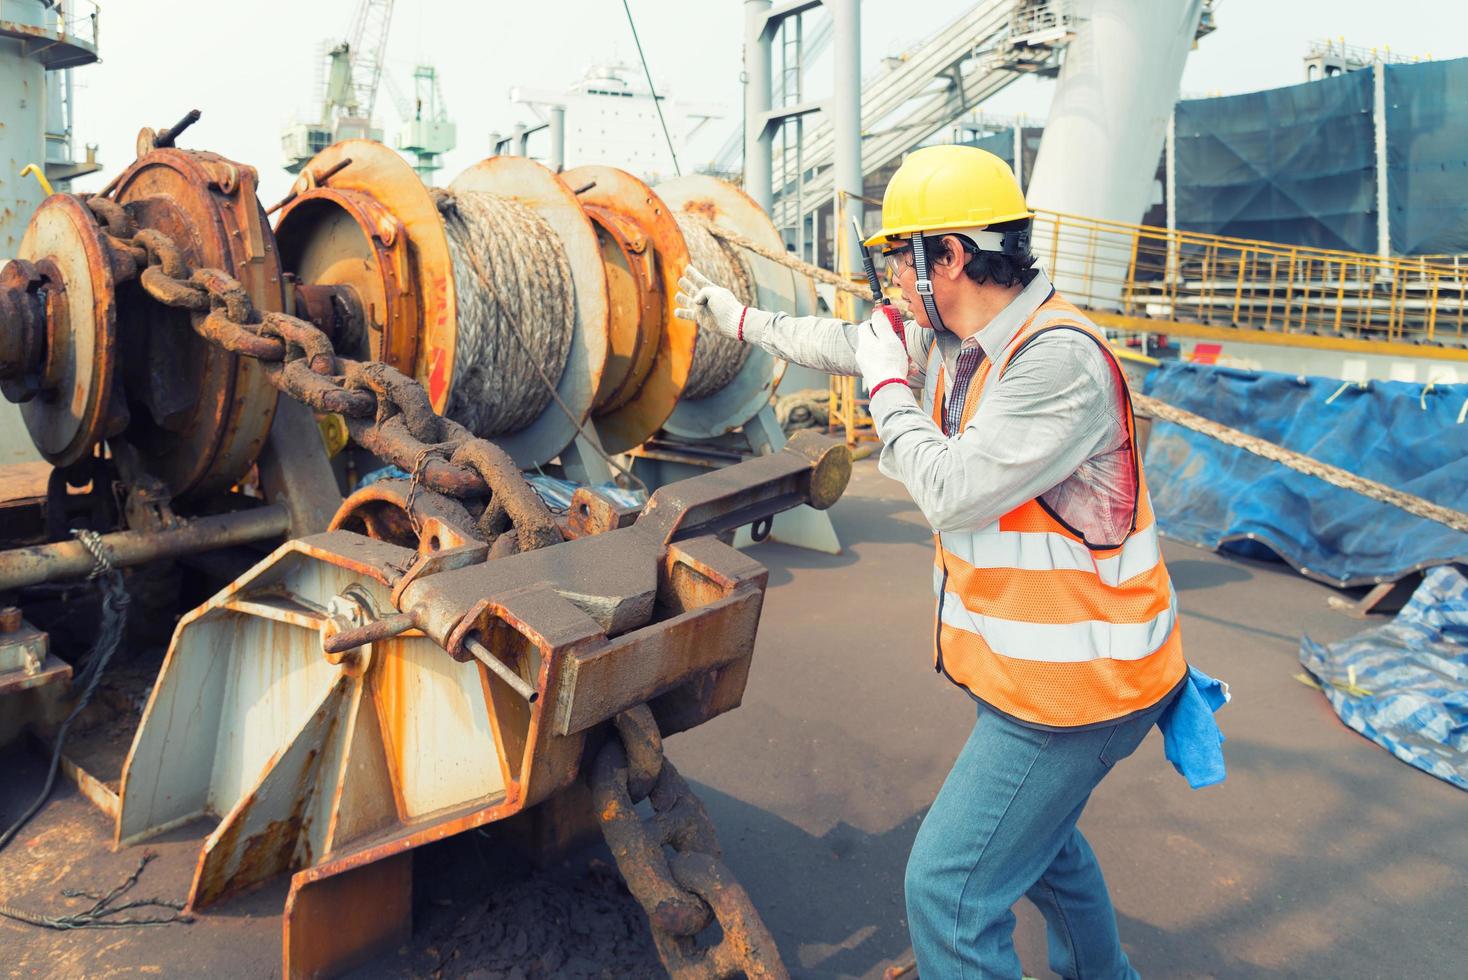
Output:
top-left (928, 294), bottom-right (1186, 729)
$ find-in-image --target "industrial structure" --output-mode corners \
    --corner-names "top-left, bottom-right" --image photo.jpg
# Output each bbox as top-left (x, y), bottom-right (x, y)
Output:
top-left (0, 0), bottom-right (100, 254)
top-left (0, 107), bottom-right (850, 975)
top-left (2, 2), bottom-right (1467, 978)
top-left (282, 0), bottom-right (456, 181)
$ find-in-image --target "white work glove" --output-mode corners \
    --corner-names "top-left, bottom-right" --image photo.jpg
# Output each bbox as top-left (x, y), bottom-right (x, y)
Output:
top-left (854, 314), bottom-right (911, 397)
top-left (674, 264), bottom-right (748, 341)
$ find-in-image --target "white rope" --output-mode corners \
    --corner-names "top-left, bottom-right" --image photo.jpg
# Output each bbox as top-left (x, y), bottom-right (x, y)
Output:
top-left (675, 214), bottom-right (757, 399)
top-left (432, 189), bottom-right (576, 437)
top-left (1133, 392), bottom-right (1468, 534)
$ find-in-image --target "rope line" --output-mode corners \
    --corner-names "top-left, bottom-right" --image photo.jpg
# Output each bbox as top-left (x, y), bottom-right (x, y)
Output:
top-left (448, 201), bottom-right (650, 496)
top-left (697, 216), bottom-right (1468, 535)
top-left (680, 212), bottom-right (895, 306)
top-left (433, 188), bottom-right (576, 437)
top-left (1132, 392), bottom-right (1468, 534)
top-left (676, 214), bottom-right (757, 399)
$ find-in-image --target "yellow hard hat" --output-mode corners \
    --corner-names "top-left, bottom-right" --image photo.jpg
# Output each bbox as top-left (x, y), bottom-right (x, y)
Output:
top-left (863, 145), bottom-right (1033, 247)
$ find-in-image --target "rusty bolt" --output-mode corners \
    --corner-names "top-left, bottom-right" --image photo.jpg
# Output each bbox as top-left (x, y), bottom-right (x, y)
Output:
top-left (0, 606), bottom-right (22, 633)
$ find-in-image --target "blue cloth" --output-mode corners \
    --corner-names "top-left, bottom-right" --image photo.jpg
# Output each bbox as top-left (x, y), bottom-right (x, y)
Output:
top-left (1142, 361), bottom-right (1468, 588)
top-left (1156, 666), bottom-right (1230, 789)
top-left (905, 702), bottom-right (1171, 979)
top-left (1299, 565), bottom-right (1468, 791)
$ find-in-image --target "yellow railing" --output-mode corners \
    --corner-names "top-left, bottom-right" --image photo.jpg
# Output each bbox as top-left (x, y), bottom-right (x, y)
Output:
top-left (1030, 209), bottom-right (1468, 349)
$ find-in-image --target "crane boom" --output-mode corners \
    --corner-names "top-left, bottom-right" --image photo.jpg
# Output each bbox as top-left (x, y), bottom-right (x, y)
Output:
top-left (347, 0), bottom-right (395, 123)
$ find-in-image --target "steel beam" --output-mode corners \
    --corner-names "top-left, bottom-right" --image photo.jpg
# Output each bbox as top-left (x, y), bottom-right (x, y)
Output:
top-left (743, 0), bottom-right (775, 211)
top-left (0, 504), bottom-right (291, 590)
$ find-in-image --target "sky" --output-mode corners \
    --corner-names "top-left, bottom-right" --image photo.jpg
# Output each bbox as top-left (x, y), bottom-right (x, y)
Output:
top-left (61, 0), bottom-right (1468, 206)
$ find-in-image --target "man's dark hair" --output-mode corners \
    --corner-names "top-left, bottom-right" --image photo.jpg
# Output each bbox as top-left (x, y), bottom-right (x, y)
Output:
top-left (921, 218), bottom-right (1039, 289)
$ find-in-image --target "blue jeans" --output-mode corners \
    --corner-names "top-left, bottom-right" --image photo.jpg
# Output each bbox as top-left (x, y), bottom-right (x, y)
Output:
top-left (905, 701), bottom-right (1169, 979)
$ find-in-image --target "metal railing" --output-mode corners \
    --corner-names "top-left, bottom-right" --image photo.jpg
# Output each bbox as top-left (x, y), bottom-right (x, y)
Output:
top-left (1031, 209), bottom-right (1468, 348)
top-left (1305, 37), bottom-right (1423, 68)
top-left (0, 1), bottom-right (99, 62)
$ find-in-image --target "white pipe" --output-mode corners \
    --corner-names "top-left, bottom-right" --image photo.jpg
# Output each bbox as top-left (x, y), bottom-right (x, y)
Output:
top-left (1026, 0), bottom-right (1205, 309)
top-left (830, 0), bottom-right (862, 272)
top-left (1373, 61), bottom-right (1390, 259)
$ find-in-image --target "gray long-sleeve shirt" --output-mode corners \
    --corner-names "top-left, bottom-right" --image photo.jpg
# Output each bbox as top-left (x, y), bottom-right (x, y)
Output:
top-left (740, 271), bottom-right (1136, 544)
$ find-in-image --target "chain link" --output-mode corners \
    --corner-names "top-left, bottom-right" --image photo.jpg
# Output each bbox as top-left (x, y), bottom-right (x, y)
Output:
top-left (107, 211), bottom-right (561, 555)
top-left (96, 197), bottom-right (785, 970)
top-left (591, 705), bottom-right (789, 980)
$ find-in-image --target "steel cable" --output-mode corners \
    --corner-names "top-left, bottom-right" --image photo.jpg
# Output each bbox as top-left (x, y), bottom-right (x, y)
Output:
top-left (0, 531), bottom-right (128, 855)
top-left (0, 533), bottom-right (189, 932)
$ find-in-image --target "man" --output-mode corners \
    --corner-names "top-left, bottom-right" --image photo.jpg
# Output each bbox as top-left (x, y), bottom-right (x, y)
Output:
top-left (675, 144), bottom-right (1225, 978)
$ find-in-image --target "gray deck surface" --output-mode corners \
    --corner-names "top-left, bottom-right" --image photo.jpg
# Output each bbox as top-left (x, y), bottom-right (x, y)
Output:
top-left (2, 457), bottom-right (1464, 978)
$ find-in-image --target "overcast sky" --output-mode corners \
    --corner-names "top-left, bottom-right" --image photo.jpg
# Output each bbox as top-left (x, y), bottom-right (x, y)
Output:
top-left (66, 0), bottom-right (1464, 205)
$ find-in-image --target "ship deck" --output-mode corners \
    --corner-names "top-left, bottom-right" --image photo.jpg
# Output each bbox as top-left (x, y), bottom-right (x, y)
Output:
top-left (2, 457), bottom-right (1464, 978)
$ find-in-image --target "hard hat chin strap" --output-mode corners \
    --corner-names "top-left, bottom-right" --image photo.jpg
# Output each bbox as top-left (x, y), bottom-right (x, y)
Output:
top-left (910, 233), bottom-right (949, 335)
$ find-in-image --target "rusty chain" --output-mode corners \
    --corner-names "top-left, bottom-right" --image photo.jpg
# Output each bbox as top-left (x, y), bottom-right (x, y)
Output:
top-left (83, 191), bottom-right (789, 973)
top-left (591, 705), bottom-right (788, 980)
top-left (86, 197), bottom-right (562, 555)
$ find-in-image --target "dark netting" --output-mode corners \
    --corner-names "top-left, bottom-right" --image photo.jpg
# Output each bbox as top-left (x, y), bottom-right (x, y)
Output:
top-left (964, 130), bottom-right (1017, 170)
top-left (1385, 58), bottom-right (1468, 256)
top-left (1174, 72), bottom-right (1377, 252)
top-left (960, 127), bottom-right (1042, 189)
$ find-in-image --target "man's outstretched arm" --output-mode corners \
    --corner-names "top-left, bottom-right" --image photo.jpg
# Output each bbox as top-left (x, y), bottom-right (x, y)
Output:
top-left (674, 264), bottom-right (928, 381)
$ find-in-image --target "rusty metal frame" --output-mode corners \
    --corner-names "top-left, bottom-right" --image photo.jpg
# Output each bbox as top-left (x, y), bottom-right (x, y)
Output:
top-left (103, 431), bottom-right (845, 978)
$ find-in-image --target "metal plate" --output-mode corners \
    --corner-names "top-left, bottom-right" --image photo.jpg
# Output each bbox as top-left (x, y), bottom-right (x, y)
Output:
top-left (17, 194), bottom-right (116, 466)
top-left (274, 142), bottom-right (448, 391)
top-left (450, 158), bottom-right (610, 470)
top-left (563, 165), bottom-right (696, 455)
top-left (111, 149), bottom-right (281, 497)
top-left (655, 176), bottom-right (816, 439)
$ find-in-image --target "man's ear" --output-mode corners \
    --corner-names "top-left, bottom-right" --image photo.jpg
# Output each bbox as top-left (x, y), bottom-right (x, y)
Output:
top-left (940, 234), bottom-right (968, 281)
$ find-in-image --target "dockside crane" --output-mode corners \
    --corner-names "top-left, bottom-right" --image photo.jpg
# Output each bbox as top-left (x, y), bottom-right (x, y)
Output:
top-left (385, 65), bottom-right (457, 182)
top-left (282, 0), bottom-right (397, 173)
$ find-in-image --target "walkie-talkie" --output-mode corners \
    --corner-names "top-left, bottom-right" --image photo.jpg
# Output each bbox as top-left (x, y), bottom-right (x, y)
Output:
top-left (851, 217), bottom-right (905, 345)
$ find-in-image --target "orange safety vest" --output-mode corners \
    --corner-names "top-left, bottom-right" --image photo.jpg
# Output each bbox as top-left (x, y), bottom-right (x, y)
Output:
top-left (925, 293), bottom-right (1186, 730)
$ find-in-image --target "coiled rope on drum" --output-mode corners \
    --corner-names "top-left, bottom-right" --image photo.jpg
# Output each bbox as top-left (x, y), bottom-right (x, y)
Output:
top-left (675, 213), bottom-right (758, 399)
top-left (432, 188), bottom-right (577, 437)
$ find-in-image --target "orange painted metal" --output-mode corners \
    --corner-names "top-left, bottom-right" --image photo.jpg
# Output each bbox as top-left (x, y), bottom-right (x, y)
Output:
top-left (272, 141), bottom-right (456, 409)
top-left (275, 185), bottom-right (419, 373)
top-left (329, 478), bottom-right (481, 551)
top-left (282, 851), bottom-right (411, 980)
top-left (563, 165), bottom-right (696, 455)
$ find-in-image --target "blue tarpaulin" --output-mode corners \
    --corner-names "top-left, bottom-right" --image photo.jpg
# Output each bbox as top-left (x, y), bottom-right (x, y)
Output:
top-left (1142, 361), bottom-right (1468, 587)
top-left (1300, 566), bottom-right (1468, 790)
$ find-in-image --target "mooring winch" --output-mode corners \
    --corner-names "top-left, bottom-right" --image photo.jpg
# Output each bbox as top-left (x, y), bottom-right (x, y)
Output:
top-left (272, 141), bottom-right (838, 552)
top-left (0, 115), bottom-right (849, 979)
